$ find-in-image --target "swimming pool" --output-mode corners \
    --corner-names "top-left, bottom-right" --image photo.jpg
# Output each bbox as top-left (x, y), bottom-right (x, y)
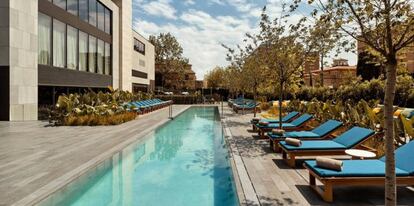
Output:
top-left (40, 107), bottom-right (239, 206)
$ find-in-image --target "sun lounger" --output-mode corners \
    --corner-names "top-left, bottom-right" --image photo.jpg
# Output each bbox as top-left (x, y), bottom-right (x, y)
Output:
top-left (279, 126), bottom-right (375, 167)
top-left (255, 114), bottom-right (313, 138)
top-left (303, 140), bottom-right (414, 202)
top-left (268, 119), bottom-right (343, 152)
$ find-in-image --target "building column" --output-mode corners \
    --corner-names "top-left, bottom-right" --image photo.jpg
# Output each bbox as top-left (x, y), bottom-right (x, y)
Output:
top-left (1, 0), bottom-right (38, 121)
top-left (114, 0), bottom-right (132, 92)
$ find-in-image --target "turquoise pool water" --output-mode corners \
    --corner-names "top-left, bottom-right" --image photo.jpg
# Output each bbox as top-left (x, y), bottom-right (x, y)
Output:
top-left (41, 107), bottom-right (239, 206)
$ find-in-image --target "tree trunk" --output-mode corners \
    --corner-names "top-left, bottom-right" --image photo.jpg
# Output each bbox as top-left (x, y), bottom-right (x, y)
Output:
top-left (278, 81), bottom-right (283, 129)
top-left (253, 85), bottom-right (257, 117)
top-left (320, 54), bottom-right (324, 87)
top-left (384, 57), bottom-right (397, 206)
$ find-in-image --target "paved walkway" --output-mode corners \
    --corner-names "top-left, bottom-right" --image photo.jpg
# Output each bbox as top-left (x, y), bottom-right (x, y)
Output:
top-left (223, 106), bottom-right (414, 205)
top-left (0, 105), bottom-right (190, 205)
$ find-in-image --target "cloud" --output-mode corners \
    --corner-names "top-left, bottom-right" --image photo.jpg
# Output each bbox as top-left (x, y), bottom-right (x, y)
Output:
top-left (140, 0), bottom-right (177, 19)
top-left (133, 9), bottom-right (256, 80)
top-left (183, 0), bottom-right (195, 6)
top-left (133, 0), bottom-right (357, 80)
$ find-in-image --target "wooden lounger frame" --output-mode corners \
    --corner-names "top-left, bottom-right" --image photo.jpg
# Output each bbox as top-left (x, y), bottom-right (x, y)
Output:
top-left (256, 119), bottom-right (314, 139)
top-left (269, 125), bottom-right (343, 152)
top-left (303, 163), bottom-right (414, 202)
top-left (251, 112), bottom-right (300, 132)
top-left (280, 133), bottom-right (380, 168)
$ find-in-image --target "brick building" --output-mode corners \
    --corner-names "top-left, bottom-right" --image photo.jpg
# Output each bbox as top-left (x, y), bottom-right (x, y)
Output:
top-left (304, 58), bottom-right (357, 88)
top-left (155, 63), bottom-right (199, 91)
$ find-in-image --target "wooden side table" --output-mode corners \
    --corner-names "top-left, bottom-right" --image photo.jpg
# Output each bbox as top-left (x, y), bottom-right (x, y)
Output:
top-left (345, 149), bottom-right (377, 160)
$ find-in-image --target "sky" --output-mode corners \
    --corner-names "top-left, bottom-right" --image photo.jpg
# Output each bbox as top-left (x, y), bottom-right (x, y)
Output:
top-left (132, 0), bottom-right (357, 80)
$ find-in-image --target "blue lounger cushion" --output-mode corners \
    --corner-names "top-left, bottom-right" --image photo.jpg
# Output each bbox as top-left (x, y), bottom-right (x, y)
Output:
top-left (269, 131), bottom-right (320, 139)
top-left (311, 120), bottom-right (343, 137)
top-left (332, 127), bottom-right (374, 148)
top-left (279, 126), bottom-right (374, 151)
top-left (257, 114), bottom-right (312, 129)
top-left (260, 111), bottom-right (299, 123)
top-left (380, 140), bottom-right (414, 175)
top-left (268, 119), bottom-right (342, 139)
top-left (304, 160), bottom-right (410, 177)
top-left (281, 140), bottom-right (347, 150)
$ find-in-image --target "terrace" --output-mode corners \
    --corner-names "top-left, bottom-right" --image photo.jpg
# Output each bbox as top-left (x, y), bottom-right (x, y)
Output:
top-left (1, 102), bottom-right (413, 205)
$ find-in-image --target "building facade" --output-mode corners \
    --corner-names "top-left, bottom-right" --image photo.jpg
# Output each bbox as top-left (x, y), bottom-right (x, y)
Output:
top-left (304, 59), bottom-right (357, 88)
top-left (0, 0), bottom-right (155, 121)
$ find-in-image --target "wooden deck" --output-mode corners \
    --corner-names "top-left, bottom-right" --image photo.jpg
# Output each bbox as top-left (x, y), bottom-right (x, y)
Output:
top-left (223, 106), bottom-right (414, 206)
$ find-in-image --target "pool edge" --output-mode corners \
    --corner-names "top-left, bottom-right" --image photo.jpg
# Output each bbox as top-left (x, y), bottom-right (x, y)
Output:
top-left (13, 105), bottom-right (192, 206)
top-left (220, 105), bottom-right (260, 206)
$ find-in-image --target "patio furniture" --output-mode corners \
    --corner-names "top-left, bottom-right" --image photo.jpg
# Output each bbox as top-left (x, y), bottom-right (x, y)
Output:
top-left (251, 111), bottom-right (300, 131)
top-left (279, 127), bottom-right (375, 167)
top-left (268, 119), bottom-right (343, 152)
top-left (255, 114), bottom-right (313, 138)
top-left (303, 140), bottom-right (414, 202)
top-left (345, 149), bottom-right (377, 160)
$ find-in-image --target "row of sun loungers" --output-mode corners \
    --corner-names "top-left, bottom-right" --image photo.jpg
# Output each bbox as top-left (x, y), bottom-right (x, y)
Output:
top-left (249, 111), bottom-right (414, 202)
top-left (228, 98), bottom-right (260, 113)
top-left (126, 99), bottom-right (172, 113)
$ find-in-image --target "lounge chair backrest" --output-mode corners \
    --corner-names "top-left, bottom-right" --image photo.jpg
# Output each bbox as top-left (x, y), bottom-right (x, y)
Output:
top-left (333, 127), bottom-right (374, 148)
top-left (380, 141), bottom-right (414, 175)
top-left (311, 120), bottom-right (343, 137)
top-left (290, 114), bottom-right (313, 127)
top-left (281, 111), bottom-right (299, 122)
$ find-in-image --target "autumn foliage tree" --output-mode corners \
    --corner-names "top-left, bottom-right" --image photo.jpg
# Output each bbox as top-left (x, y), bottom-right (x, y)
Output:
top-left (149, 33), bottom-right (189, 90)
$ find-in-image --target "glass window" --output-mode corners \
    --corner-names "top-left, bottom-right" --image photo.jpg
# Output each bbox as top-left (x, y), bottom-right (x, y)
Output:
top-left (53, 19), bottom-right (66, 68)
top-left (97, 3), bottom-right (105, 31)
top-left (79, 0), bottom-right (88, 22)
top-left (97, 39), bottom-right (104, 74)
top-left (88, 0), bottom-right (97, 27)
top-left (53, 0), bottom-right (66, 10)
top-left (67, 0), bottom-right (78, 16)
top-left (38, 13), bottom-right (51, 65)
top-left (79, 31), bottom-right (88, 71)
top-left (134, 38), bottom-right (145, 55)
top-left (104, 8), bottom-right (111, 34)
top-left (104, 42), bottom-right (111, 75)
top-left (88, 35), bottom-right (97, 73)
top-left (67, 25), bottom-right (78, 70)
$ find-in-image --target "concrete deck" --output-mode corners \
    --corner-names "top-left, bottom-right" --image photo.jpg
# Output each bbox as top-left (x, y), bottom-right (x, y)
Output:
top-left (222, 106), bottom-right (414, 205)
top-left (1, 104), bottom-right (414, 206)
top-left (0, 105), bottom-right (190, 205)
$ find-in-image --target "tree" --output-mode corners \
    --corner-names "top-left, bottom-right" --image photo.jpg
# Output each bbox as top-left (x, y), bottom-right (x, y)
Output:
top-left (307, 18), bottom-right (340, 87)
top-left (205, 67), bottom-right (227, 88)
top-left (255, 6), bottom-right (312, 128)
top-left (149, 33), bottom-right (189, 90)
top-left (293, 1), bottom-right (414, 204)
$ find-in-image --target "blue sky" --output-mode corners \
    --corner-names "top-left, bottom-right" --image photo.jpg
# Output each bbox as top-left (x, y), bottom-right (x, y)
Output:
top-left (132, 0), bottom-right (357, 80)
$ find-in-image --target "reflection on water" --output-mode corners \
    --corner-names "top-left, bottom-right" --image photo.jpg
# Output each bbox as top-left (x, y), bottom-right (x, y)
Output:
top-left (40, 107), bottom-right (238, 206)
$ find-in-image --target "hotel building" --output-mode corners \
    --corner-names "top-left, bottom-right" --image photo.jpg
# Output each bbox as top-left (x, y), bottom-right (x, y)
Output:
top-left (0, 0), bottom-right (155, 121)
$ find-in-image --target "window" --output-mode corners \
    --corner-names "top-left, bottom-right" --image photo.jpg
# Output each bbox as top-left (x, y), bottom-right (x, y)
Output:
top-left (88, 0), bottom-right (97, 26)
top-left (79, 31), bottom-right (88, 71)
top-left (67, 25), bottom-right (78, 70)
top-left (53, 0), bottom-right (66, 10)
top-left (79, 0), bottom-right (88, 22)
top-left (134, 38), bottom-right (145, 55)
top-left (97, 39), bottom-right (104, 74)
top-left (104, 42), bottom-right (111, 75)
top-left (97, 3), bottom-right (105, 31)
top-left (88, 35), bottom-right (97, 73)
top-left (53, 19), bottom-right (66, 68)
top-left (38, 13), bottom-right (51, 65)
top-left (67, 0), bottom-right (78, 16)
top-left (104, 8), bottom-right (111, 34)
